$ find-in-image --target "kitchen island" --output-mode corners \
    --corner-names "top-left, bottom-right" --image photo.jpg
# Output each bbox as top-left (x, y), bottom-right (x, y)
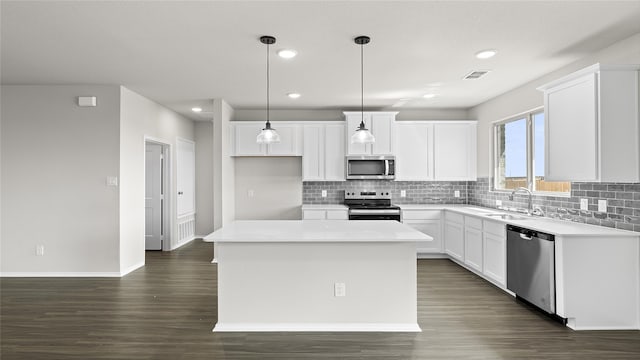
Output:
top-left (204, 220), bottom-right (431, 332)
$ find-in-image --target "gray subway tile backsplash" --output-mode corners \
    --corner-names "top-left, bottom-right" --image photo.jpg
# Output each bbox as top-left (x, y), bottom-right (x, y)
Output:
top-left (303, 177), bottom-right (640, 233)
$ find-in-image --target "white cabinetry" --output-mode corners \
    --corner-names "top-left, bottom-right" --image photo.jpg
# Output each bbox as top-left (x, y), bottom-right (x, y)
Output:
top-left (231, 122), bottom-right (302, 156)
top-left (395, 121), bottom-right (476, 181)
top-left (444, 212), bottom-right (464, 261)
top-left (344, 112), bottom-right (396, 155)
top-left (302, 206), bottom-right (348, 220)
top-left (537, 63), bottom-right (640, 182)
top-left (402, 209), bottom-right (442, 256)
top-left (463, 216), bottom-right (483, 272)
top-left (303, 123), bottom-right (345, 181)
top-left (482, 220), bottom-right (506, 287)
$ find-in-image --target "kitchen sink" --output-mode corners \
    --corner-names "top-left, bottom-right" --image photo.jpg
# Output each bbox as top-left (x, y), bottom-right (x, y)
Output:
top-left (485, 213), bottom-right (529, 220)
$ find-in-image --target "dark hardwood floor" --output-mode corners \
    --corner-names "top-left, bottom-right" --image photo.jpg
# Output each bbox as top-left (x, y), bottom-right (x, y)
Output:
top-left (2, 240), bottom-right (639, 359)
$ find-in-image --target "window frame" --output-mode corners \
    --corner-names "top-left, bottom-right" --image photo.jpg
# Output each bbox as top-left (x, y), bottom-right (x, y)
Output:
top-left (492, 107), bottom-right (570, 197)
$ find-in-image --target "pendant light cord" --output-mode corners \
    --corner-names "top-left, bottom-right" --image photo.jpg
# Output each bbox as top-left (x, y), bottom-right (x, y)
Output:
top-left (360, 41), bottom-right (364, 127)
top-left (266, 41), bottom-right (270, 125)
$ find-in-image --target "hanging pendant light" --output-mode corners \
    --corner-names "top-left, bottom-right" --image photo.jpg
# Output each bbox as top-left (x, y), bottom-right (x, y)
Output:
top-left (351, 35), bottom-right (375, 144)
top-left (257, 35), bottom-right (280, 144)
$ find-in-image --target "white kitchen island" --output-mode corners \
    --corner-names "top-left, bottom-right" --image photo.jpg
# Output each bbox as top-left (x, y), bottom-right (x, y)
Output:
top-left (204, 220), bottom-right (431, 332)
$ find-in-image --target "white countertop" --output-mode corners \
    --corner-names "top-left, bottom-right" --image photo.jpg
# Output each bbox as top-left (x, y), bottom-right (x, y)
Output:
top-left (396, 204), bottom-right (639, 238)
top-left (205, 220), bottom-right (432, 243)
top-left (301, 204), bottom-right (349, 210)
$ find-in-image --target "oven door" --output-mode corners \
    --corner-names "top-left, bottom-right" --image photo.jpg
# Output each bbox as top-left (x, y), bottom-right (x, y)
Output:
top-left (348, 209), bottom-right (401, 222)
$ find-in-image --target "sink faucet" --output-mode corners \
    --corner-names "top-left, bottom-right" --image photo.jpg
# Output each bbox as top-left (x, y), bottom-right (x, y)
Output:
top-left (509, 187), bottom-right (533, 215)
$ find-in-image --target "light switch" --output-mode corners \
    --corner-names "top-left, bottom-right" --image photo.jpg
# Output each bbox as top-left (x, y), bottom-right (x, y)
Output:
top-left (598, 199), bottom-right (607, 213)
top-left (400, 190), bottom-right (406, 197)
top-left (106, 176), bottom-right (118, 186)
top-left (454, 190), bottom-right (460, 198)
top-left (247, 190), bottom-right (255, 198)
top-left (496, 200), bottom-right (502, 207)
top-left (580, 198), bottom-right (589, 211)
top-left (78, 96), bottom-right (97, 107)
top-left (334, 282), bottom-right (346, 297)
top-left (321, 190), bottom-right (327, 198)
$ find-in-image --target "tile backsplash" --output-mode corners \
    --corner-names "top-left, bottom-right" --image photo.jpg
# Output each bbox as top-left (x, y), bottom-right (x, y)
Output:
top-left (303, 181), bottom-right (467, 205)
top-left (303, 177), bottom-right (640, 233)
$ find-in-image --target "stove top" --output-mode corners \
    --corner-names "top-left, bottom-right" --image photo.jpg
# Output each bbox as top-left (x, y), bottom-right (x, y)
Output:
top-left (343, 189), bottom-right (397, 209)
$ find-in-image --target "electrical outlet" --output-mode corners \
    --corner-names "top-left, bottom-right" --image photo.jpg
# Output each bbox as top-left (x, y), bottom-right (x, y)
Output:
top-left (334, 282), bottom-right (346, 297)
top-left (580, 198), bottom-right (589, 211)
top-left (321, 190), bottom-right (327, 198)
top-left (496, 200), bottom-right (502, 207)
top-left (454, 190), bottom-right (460, 198)
top-left (598, 199), bottom-right (607, 213)
top-left (400, 190), bottom-right (406, 197)
top-left (106, 176), bottom-right (118, 186)
top-left (247, 190), bottom-right (254, 198)
top-left (36, 245), bottom-right (44, 256)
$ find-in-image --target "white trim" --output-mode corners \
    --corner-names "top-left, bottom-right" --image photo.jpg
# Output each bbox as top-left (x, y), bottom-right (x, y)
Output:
top-left (1, 272), bottom-right (122, 277)
top-left (170, 235), bottom-right (196, 251)
top-left (120, 261), bottom-right (145, 276)
top-left (491, 106), bottom-right (544, 125)
top-left (212, 322), bottom-right (422, 332)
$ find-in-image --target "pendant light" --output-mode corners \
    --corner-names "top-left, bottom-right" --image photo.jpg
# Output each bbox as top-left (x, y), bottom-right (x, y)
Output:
top-left (256, 35), bottom-right (280, 144)
top-left (351, 35), bottom-right (375, 144)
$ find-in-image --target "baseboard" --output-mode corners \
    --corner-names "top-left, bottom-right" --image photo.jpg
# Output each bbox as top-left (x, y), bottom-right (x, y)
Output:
top-left (417, 253), bottom-right (448, 259)
top-left (170, 235), bottom-right (196, 250)
top-left (1, 271), bottom-right (122, 277)
top-left (212, 322), bottom-right (422, 332)
top-left (120, 261), bottom-right (145, 276)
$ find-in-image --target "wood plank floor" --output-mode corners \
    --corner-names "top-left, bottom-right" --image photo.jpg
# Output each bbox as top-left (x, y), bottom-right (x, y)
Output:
top-left (2, 239), bottom-right (639, 359)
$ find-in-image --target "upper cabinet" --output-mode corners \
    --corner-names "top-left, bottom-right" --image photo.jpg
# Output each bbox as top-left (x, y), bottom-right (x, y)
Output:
top-left (538, 64), bottom-right (640, 182)
top-left (303, 122), bottom-right (345, 181)
top-left (230, 122), bottom-right (302, 156)
top-left (344, 112), bottom-right (397, 155)
top-left (395, 121), bottom-right (477, 181)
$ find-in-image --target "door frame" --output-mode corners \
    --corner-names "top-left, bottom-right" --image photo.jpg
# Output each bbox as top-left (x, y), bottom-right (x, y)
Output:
top-left (144, 137), bottom-right (171, 251)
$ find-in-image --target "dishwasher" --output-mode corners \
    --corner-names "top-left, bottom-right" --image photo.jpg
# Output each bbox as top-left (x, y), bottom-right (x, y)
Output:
top-left (506, 224), bottom-right (556, 314)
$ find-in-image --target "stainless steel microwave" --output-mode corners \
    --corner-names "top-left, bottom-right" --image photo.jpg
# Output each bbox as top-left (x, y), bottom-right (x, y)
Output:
top-left (346, 155), bottom-right (395, 180)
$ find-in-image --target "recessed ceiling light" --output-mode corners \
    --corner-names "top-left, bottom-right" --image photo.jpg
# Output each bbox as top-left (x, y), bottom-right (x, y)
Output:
top-left (287, 93), bottom-right (301, 99)
top-left (423, 94), bottom-right (438, 99)
top-left (278, 49), bottom-right (297, 59)
top-left (475, 49), bottom-right (497, 59)
top-left (191, 107), bottom-right (202, 113)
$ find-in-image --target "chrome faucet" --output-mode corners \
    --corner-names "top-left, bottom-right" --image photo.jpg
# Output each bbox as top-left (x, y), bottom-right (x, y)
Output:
top-left (509, 187), bottom-right (533, 215)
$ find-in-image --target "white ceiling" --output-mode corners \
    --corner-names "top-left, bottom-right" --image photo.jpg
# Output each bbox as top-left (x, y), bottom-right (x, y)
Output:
top-left (2, 1), bottom-right (640, 121)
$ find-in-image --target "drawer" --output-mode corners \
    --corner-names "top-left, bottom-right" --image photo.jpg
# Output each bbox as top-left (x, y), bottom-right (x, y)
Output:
top-left (326, 210), bottom-right (348, 220)
top-left (465, 216), bottom-right (483, 230)
top-left (445, 212), bottom-right (464, 224)
top-left (483, 220), bottom-right (505, 237)
top-left (303, 210), bottom-right (326, 220)
top-left (402, 210), bottom-right (441, 220)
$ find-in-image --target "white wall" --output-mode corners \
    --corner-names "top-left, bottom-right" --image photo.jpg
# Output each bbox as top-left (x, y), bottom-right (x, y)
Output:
top-left (195, 120), bottom-right (214, 236)
top-left (470, 32), bottom-right (640, 177)
top-left (213, 99), bottom-right (235, 230)
top-left (1, 85), bottom-right (121, 275)
top-left (234, 157), bottom-right (302, 220)
top-left (119, 87), bottom-right (195, 272)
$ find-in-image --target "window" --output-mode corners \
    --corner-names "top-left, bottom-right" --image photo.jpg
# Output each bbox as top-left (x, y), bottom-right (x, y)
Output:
top-left (494, 109), bottom-right (570, 194)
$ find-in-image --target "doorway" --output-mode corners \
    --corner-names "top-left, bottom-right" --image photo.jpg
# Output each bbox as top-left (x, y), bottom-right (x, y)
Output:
top-left (145, 141), bottom-right (170, 251)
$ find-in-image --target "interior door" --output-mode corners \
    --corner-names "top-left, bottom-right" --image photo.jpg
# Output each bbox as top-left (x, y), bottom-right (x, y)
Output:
top-left (145, 143), bottom-right (163, 250)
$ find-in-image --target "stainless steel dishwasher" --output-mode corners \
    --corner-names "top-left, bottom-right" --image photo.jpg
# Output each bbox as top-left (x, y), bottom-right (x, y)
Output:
top-left (506, 224), bottom-right (556, 314)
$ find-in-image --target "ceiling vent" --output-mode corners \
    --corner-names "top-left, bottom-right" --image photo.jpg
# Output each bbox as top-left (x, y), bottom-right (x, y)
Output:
top-left (463, 70), bottom-right (490, 80)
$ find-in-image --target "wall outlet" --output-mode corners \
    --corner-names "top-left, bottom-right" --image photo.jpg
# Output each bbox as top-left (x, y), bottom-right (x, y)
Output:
top-left (580, 198), bottom-right (589, 211)
top-left (496, 200), bottom-right (502, 207)
top-left (598, 199), bottom-right (607, 213)
top-left (400, 190), bottom-right (406, 197)
top-left (36, 245), bottom-right (44, 256)
top-left (106, 176), bottom-right (118, 186)
top-left (247, 189), bottom-right (254, 198)
top-left (321, 190), bottom-right (327, 198)
top-left (334, 282), bottom-right (346, 297)
top-left (454, 190), bottom-right (460, 198)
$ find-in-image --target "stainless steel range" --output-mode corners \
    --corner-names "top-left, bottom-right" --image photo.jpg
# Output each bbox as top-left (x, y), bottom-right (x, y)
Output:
top-left (344, 190), bottom-right (401, 221)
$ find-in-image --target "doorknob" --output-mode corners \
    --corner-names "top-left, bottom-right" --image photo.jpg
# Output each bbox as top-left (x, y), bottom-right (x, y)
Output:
top-left (178, 191), bottom-right (183, 195)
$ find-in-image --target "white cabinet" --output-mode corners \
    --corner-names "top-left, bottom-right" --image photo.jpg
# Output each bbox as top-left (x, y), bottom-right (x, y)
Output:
top-left (395, 122), bottom-right (432, 181)
top-left (538, 63), bottom-right (640, 182)
top-left (463, 216), bottom-right (483, 272)
top-left (344, 112), bottom-right (396, 155)
top-left (482, 220), bottom-right (506, 287)
top-left (231, 122), bottom-right (302, 156)
top-left (302, 207), bottom-right (348, 220)
top-left (395, 121), bottom-right (476, 181)
top-left (444, 212), bottom-right (464, 261)
top-left (402, 209), bottom-right (442, 256)
top-left (303, 123), bottom-right (345, 181)
top-left (433, 123), bottom-right (477, 181)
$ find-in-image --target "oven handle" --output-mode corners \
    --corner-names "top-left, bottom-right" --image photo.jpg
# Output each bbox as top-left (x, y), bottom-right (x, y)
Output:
top-left (349, 209), bottom-right (401, 215)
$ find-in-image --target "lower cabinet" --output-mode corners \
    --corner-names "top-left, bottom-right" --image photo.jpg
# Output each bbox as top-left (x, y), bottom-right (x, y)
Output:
top-left (402, 210), bottom-right (442, 256)
top-left (302, 208), bottom-right (348, 220)
top-left (463, 216), bottom-right (483, 272)
top-left (444, 212), bottom-right (464, 261)
top-left (482, 220), bottom-right (506, 286)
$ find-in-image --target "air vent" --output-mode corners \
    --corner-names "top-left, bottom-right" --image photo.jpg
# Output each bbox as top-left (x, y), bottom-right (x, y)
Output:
top-left (463, 70), bottom-right (490, 80)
